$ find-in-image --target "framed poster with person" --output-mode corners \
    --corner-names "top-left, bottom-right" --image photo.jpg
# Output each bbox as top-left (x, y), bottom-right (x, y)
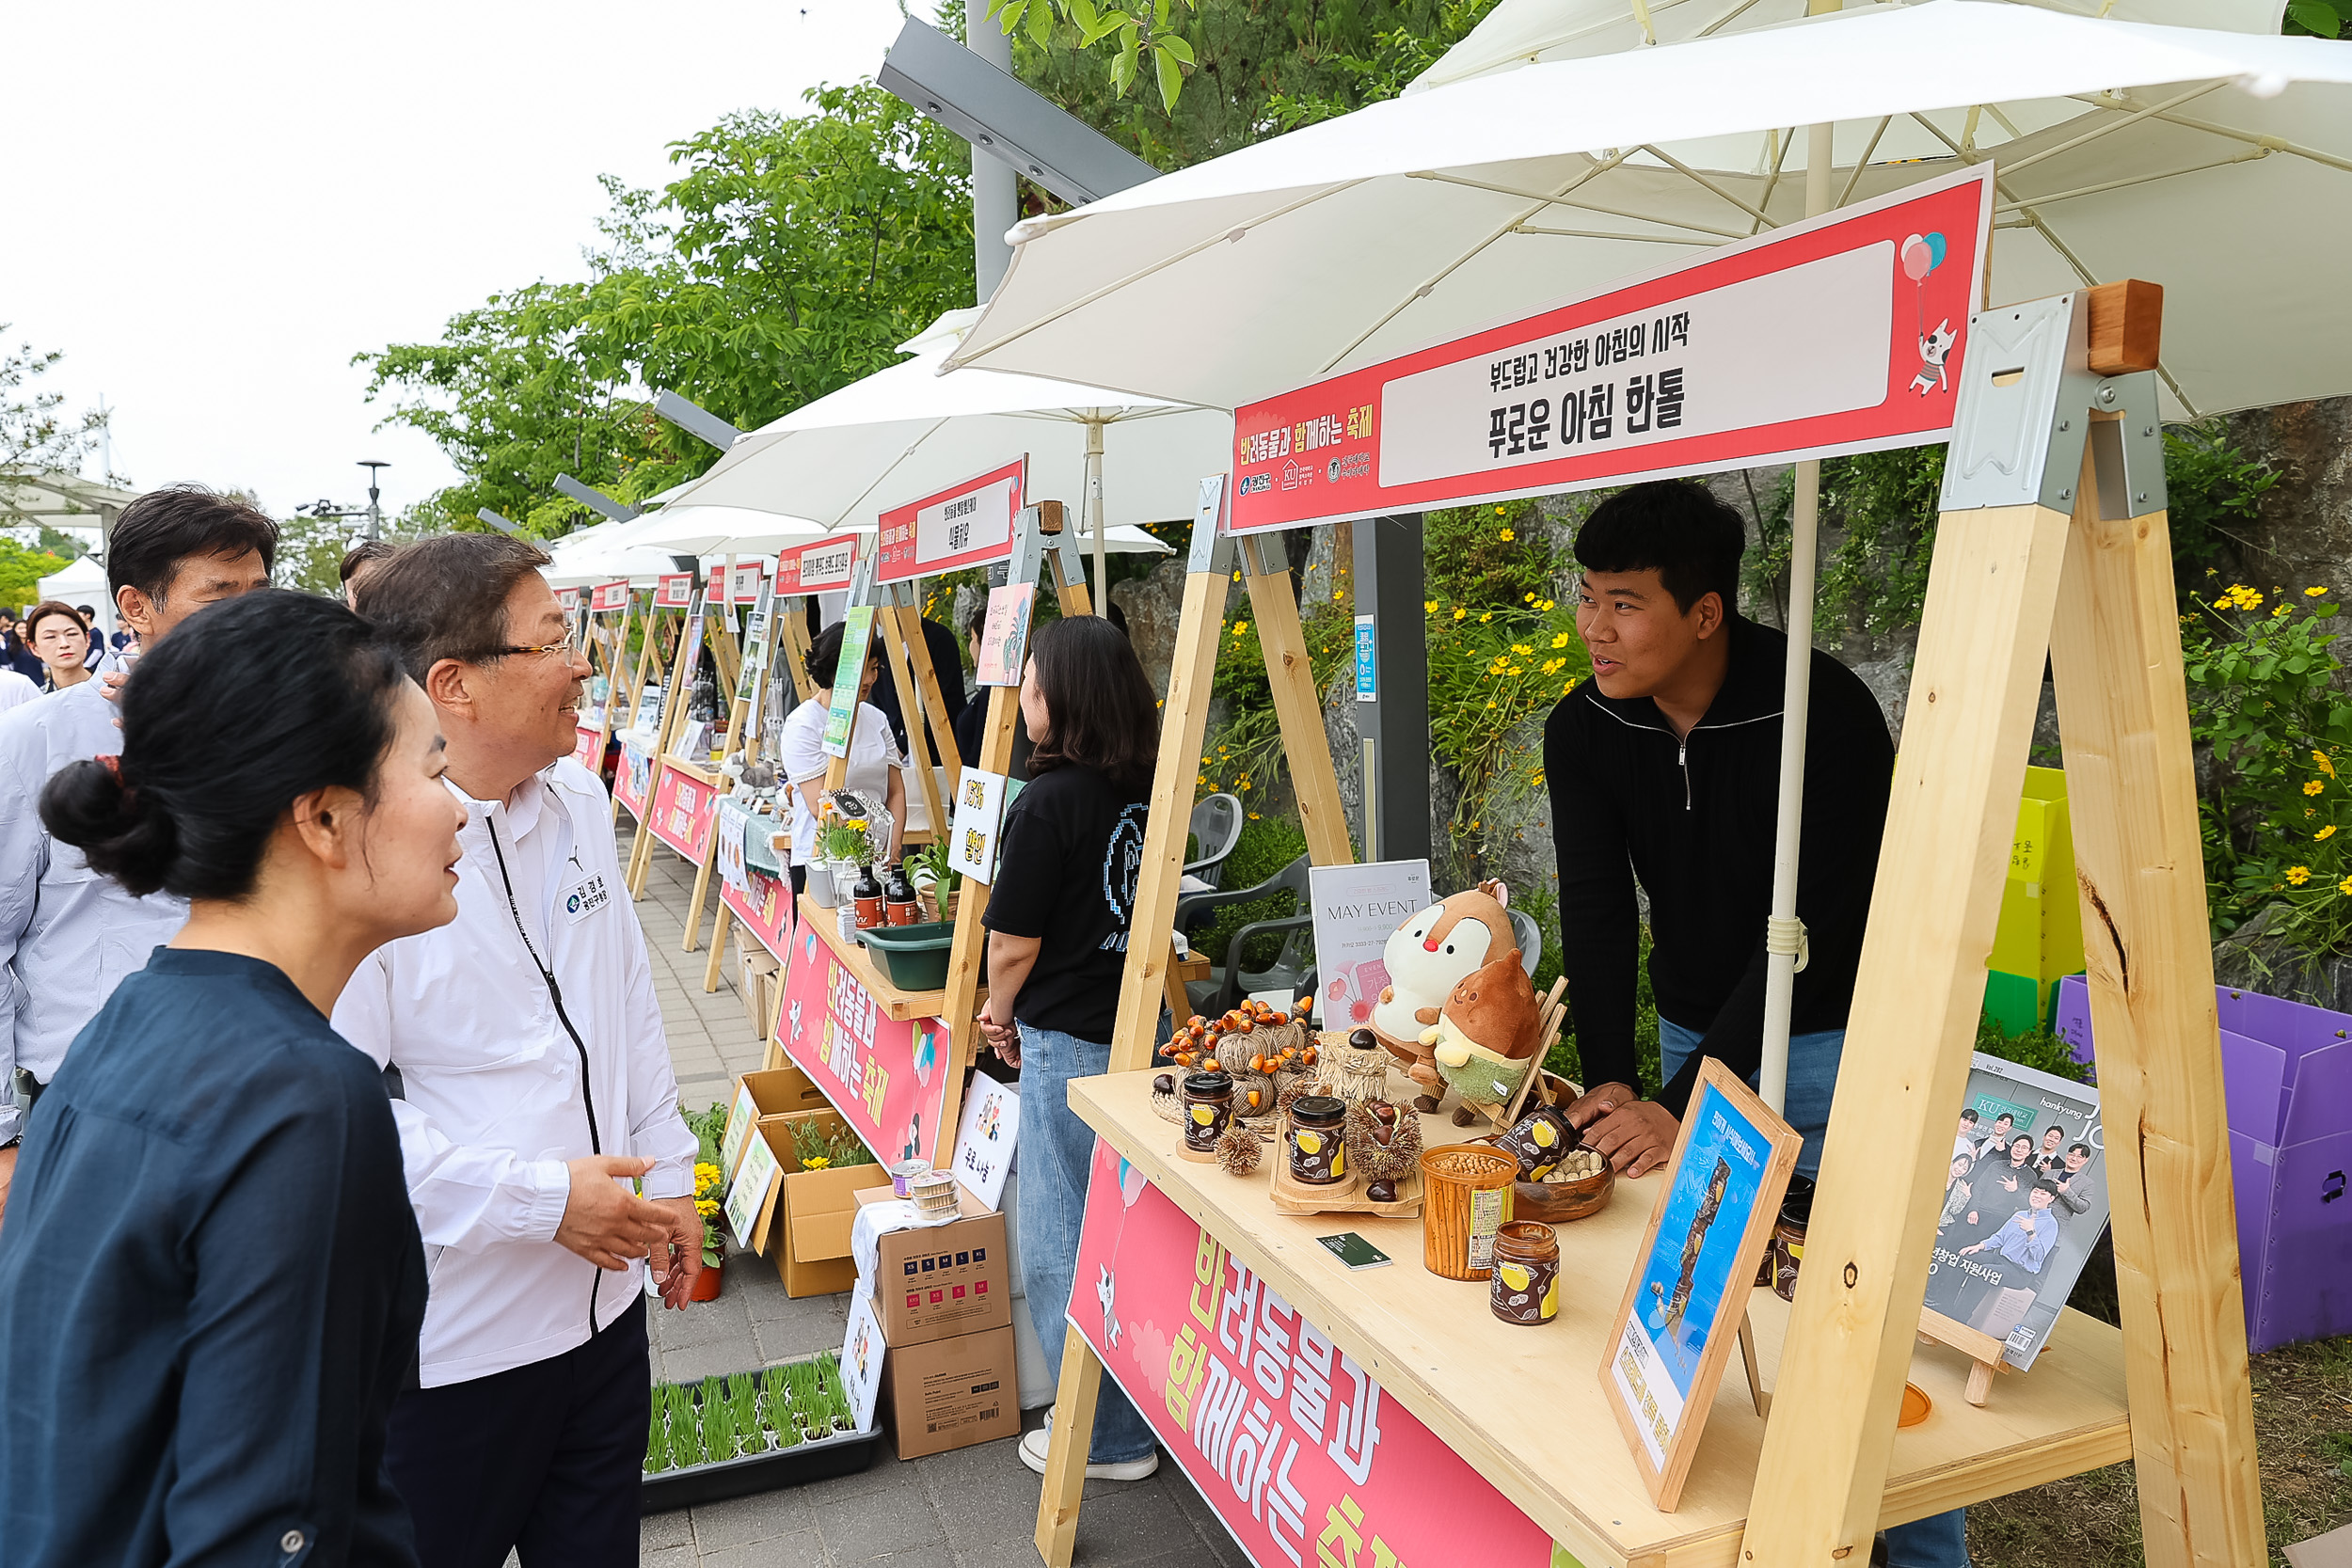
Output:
top-left (1600, 1056), bottom-right (1802, 1511)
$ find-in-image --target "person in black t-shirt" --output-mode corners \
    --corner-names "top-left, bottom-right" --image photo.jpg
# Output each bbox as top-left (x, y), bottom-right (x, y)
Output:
top-left (978, 614), bottom-right (1162, 1484)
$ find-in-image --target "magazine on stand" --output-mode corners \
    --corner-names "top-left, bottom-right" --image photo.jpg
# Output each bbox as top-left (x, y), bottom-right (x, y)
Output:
top-left (1922, 1052), bottom-right (2110, 1370)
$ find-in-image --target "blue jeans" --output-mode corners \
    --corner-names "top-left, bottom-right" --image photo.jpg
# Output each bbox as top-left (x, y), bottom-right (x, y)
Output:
top-left (1659, 1022), bottom-right (1970, 1568)
top-left (1014, 1022), bottom-right (1158, 1465)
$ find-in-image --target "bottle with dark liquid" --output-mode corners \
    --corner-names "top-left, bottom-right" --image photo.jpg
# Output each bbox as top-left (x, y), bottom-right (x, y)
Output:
top-left (883, 863), bottom-right (919, 927)
top-left (852, 864), bottom-right (885, 930)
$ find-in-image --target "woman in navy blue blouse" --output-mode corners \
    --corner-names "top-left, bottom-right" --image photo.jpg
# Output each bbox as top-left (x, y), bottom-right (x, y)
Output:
top-left (0, 591), bottom-right (468, 1566)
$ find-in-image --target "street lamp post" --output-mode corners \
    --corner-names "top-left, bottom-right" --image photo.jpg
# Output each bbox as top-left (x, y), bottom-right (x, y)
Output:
top-left (358, 460), bottom-right (389, 542)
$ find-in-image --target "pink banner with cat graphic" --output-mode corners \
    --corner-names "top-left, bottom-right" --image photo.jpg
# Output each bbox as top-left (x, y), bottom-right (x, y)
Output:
top-left (1068, 1138), bottom-right (1555, 1568)
top-left (777, 919), bottom-right (955, 1168)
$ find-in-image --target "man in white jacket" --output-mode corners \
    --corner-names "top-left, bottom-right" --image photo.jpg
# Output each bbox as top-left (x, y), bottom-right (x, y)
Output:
top-left (336, 534), bottom-right (700, 1568)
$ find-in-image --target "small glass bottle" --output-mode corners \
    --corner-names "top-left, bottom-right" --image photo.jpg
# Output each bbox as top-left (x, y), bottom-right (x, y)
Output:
top-left (883, 863), bottom-right (919, 927)
top-left (1489, 1221), bottom-right (1561, 1326)
top-left (1285, 1096), bottom-right (1348, 1185)
top-left (851, 863), bottom-right (885, 930)
top-left (1181, 1070), bottom-right (1235, 1155)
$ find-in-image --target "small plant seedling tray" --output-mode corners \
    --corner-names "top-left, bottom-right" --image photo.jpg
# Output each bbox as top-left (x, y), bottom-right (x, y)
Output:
top-left (641, 1418), bottom-right (881, 1513)
top-left (641, 1353), bottom-right (882, 1513)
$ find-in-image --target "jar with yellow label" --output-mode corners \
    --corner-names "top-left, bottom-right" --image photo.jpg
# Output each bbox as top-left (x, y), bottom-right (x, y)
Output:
top-left (1285, 1096), bottom-right (1347, 1185)
top-left (1182, 1070), bottom-right (1235, 1154)
top-left (1489, 1221), bottom-right (1561, 1325)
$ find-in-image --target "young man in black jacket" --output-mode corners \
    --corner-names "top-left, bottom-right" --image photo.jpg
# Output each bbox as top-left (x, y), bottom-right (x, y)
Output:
top-left (1548, 479), bottom-right (1895, 1178)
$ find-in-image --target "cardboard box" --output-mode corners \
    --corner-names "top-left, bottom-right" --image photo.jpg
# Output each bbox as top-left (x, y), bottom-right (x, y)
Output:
top-left (877, 1322), bottom-right (1017, 1459)
top-left (742, 1066), bottom-right (831, 1121)
top-left (854, 1186), bottom-right (1010, 1347)
top-left (766, 1111), bottom-right (892, 1298)
top-left (736, 937), bottom-right (780, 1035)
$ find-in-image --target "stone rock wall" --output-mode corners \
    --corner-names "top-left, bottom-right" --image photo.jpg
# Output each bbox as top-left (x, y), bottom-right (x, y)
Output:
top-left (2217, 397), bottom-right (2352, 596)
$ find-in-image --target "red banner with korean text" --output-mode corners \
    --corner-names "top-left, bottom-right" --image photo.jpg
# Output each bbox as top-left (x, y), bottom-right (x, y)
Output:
top-left (590, 579), bottom-right (630, 611)
top-left (722, 867), bottom-right (795, 964)
top-left (571, 723), bottom-right (601, 770)
top-left (775, 533), bottom-right (861, 594)
top-left (1071, 1138), bottom-right (1555, 1568)
top-left (778, 920), bottom-right (955, 1167)
top-left (655, 571), bottom-right (696, 609)
top-left (648, 766), bottom-right (721, 863)
top-left (555, 586), bottom-right (582, 611)
top-left (1229, 166), bottom-right (1992, 533)
top-left (876, 458), bottom-right (1025, 583)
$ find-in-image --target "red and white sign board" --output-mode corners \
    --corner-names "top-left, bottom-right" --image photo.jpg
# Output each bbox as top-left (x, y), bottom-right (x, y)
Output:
top-left (554, 586), bottom-right (581, 611)
top-left (614, 740), bottom-right (655, 820)
top-left (727, 560), bottom-right (766, 605)
top-left (876, 458), bottom-right (1025, 583)
top-left (589, 579), bottom-right (629, 612)
top-left (1071, 1138), bottom-right (1556, 1568)
top-left (778, 921), bottom-right (955, 1167)
top-left (655, 572), bottom-right (695, 609)
top-left (775, 533), bottom-right (860, 594)
top-left (722, 867), bottom-right (795, 965)
top-left (571, 723), bottom-right (601, 769)
top-left (648, 766), bottom-right (722, 863)
top-left (1229, 166), bottom-right (1993, 533)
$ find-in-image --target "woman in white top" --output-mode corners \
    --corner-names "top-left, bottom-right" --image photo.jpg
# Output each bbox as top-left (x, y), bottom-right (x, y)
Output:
top-left (777, 618), bottom-right (907, 891)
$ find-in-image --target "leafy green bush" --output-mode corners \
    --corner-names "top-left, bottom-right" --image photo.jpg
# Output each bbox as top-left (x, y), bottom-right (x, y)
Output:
top-left (1544, 925), bottom-right (1661, 1094)
top-left (1975, 1016), bottom-right (2090, 1085)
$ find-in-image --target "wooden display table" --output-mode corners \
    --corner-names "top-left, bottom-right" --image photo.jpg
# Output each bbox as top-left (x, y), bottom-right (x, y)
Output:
top-left (1066, 1069), bottom-right (2131, 1568)
top-left (794, 894), bottom-right (961, 1021)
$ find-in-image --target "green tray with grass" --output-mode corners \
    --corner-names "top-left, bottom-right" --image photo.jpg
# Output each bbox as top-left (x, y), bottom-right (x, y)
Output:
top-left (641, 1350), bottom-right (880, 1513)
top-left (854, 919), bottom-right (957, 991)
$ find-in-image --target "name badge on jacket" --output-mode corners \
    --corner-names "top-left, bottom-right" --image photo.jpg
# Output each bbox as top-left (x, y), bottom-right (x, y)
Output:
top-left (562, 872), bottom-right (612, 925)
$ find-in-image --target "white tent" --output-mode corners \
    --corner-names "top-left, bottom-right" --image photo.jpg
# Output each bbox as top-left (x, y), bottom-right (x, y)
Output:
top-left (948, 1), bottom-right (2352, 420)
top-left (35, 554), bottom-right (113, 636)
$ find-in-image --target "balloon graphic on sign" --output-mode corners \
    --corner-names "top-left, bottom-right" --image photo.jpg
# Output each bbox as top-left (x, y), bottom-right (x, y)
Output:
top-left (1900, 232), bottom-right (1935, 281)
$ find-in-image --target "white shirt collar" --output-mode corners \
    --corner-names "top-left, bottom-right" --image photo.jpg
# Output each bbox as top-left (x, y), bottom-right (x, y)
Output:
top-left (446, 764), bottom-right (554, 841)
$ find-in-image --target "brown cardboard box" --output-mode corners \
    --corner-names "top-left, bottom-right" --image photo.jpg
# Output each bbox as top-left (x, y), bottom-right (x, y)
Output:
top-left (741, 1066), bottom-right (830, 1121)
top-left (767, 1111), bottom-right (891, 1298)
top-left (854, 1187), bottom-right (1010, 1348)
top-left (736, 940), bottom-right (780, 1035)
top-left (878, 1322), bottom-right (1017, 1459)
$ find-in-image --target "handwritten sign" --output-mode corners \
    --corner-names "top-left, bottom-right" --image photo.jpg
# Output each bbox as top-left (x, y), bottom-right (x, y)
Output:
top-left (1307, 861), bottom-right (1432, 1030)
top-left (776, 533), bottom-right (860, 594)
top-left (820, 606), bottom-right (876, 759)
top-left (779, 920), bottom-right (955, 1168)
top-left (1229, 166), bottom-right (1993, 533)
top-left (1071, 1137), bottom-right (1555, 1568)
top-left (975, 583), bottom-right (1036, 688)
top-left (949, 1075), bottom-right (1019, 1212)
top-left (947, 768), bottom-right (1011, 885)
top-left (649, 766), bottom-right (721, 863)
top-left (876, 458), bottom-right (1025, 583)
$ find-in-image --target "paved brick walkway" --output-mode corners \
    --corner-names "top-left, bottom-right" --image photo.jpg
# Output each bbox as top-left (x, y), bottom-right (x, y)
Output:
top-left (628, 832), bottom-right (1243, 1568)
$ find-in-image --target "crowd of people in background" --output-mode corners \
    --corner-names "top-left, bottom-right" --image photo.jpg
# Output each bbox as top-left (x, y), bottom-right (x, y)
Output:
top-left (0, 600), bottom-right (130, 712)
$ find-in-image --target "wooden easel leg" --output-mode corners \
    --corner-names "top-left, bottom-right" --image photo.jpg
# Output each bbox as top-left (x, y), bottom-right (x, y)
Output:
top-left (703, 901), bottom-right (733, 991)
top-left (1034, 1327), bottom-right (1107, 1568)
top-left (2048, 467), bottom-right (2264, 1566)
top-left (681, 843), bottom-right (717, 954)
top-left (1238, 534), bottom-right (1356, 866)
top-left (1163, 948), bottom-right (1190, 1025)
top-left (1737, 1311), bottom-right (1771, 1419)
top-left (1745, 500), bottom-right (2072, 1562)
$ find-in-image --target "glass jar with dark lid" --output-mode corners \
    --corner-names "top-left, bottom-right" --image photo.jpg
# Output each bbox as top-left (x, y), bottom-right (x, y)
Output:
top-left (1182, 1070), bottom-right (1235, 1154)
top-left (1490, 1220), bottom-right (1561, 1325)
top-left (1286, 1095), bottom-right (1347, 1185)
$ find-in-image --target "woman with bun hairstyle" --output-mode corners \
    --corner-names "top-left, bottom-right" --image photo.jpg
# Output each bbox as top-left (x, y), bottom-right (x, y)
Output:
top-left (0, 591), bottom-right (467, 1567)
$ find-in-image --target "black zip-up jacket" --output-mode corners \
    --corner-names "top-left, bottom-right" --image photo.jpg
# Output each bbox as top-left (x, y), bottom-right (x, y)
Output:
top-left (1543, 613), bottom-right (1895, 1117)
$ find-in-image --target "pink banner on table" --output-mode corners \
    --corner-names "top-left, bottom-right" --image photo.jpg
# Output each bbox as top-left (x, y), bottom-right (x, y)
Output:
top-left (614, 740), bottom-right (654, 820)
top-left (648, 766), bottom-right (720, 863)
top-left (778, 922), bottom-right (952, 1167)
top-left (572, 723), bottom-right (601, 769)
top-left (1071, 1138), bottom-right (1556, 1568)
top-left (723, 867), bottom-right (794, 963)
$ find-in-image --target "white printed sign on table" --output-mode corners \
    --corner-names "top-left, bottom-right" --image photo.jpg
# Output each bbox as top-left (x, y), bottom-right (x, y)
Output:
top-left (948, 767), bottom-right (1011, 885)
top-left (1308, 860), bottom-right (1432, 1032)
top-left (724, 1126), bottom-right (783, 1251)
top-left (948, 1074), bottom-right (1020, 1212)
top-left (719, 1080), bottom-right (760, 1182)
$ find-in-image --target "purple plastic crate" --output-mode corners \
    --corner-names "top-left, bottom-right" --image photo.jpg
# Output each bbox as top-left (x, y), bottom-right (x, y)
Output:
top-left (2055, 974), bottom-right (2352, 1353)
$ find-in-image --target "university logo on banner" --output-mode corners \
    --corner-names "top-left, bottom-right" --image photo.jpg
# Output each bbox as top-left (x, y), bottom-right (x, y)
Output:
top-left (876, 458), bottom-right (1025, 583)
top-left (1229, 166), bottom-right (1993, 532)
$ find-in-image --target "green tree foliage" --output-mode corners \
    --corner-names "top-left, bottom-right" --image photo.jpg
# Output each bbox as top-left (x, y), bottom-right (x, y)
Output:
top-left (360, 85), bottom-right (973, 536)
top-left (1002, 0), bottom-right (1499, 166)
top-left (0, 540), bottom-right (68, 613)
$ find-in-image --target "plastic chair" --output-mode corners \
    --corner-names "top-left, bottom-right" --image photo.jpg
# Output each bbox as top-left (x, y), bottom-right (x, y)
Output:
top-left (1183, 793), bottom-right (1245, 890)
top-left (1173, 852), bottom-right (1315, 1016)
top-left (1508, 907), bottom-right (1543, 977)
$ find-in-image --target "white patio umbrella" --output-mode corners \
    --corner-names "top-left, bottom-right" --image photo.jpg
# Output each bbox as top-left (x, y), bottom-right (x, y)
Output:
top-left (661, 309), bottom-right (1208, 604)
top-left (947, 0), bottom-right (2352, 422)
top-left (946, 0), bottom-right (2352, 1106)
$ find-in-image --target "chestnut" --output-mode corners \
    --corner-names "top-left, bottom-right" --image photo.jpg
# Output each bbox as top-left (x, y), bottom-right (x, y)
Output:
top-left (1366, 1180), bottom-right (1398, 1203)
top-left (1153, 1073), bottom-right (1174, 1096)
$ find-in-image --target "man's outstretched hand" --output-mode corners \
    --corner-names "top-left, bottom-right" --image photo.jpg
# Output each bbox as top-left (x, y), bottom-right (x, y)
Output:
top-left (1565, 1082), bottom-right (1679, 1178)
top-left (646, 1195), bottom-right (706, 1310)
top-left (555, 1155), bottom-right (674, 1270)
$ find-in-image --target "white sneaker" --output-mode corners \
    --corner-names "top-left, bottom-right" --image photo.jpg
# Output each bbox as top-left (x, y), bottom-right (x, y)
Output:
top-left (1017, 1417), bottom-right (1159, 1481)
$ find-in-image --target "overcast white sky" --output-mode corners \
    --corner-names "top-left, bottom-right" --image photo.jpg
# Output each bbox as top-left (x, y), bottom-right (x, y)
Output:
top-left (4, 0), bottom-right (932, 523)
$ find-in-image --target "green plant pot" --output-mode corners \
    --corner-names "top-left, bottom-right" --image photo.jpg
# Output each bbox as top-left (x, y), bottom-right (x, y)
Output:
top-left (855, 920), bottom-right (957, 991)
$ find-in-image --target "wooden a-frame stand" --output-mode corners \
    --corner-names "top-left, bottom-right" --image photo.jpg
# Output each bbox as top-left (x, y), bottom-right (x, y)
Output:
top-left (1035, 283), bottom-right (2263, 1568)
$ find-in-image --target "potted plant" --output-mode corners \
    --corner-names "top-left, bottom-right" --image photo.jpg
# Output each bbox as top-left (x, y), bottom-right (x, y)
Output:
top-left (680, 1104), bottom-right (729, 1300)
top-left (807, 806), bottom-right (861, 908)
top-left (909, 840), bottom-right (961, 923)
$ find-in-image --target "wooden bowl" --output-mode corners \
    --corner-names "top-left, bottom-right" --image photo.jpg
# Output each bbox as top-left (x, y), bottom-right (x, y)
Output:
top-left (1473, 1136), bottom-right (1615, 1222)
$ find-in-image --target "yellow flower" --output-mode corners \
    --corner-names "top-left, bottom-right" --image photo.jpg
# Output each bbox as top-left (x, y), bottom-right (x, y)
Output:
top-left (1424, 599), bottom-right (1438, 612)
top-left (803, 1155), bottom-right (831, 1170)
top-left (1524, 593), bottom-right (1537, 603)
top-left (1453, 607), bottom-right (1468, 621)
top-left (1551, 632), bottom-right (1570, 648)
top-left (1232, 621), bottom-right (1250, 637)
top-left (2310, 586), bottom-right (2329, 597)
top-left (1506, 666), bottom-right (1522, 676)
top-left (1511, 643), bottom-right (1533, 656)
top-left (1495, 507), bottom-right (1506, 515)
top-left (2307, 780), bottom-right (2327, 796)
top-left (2289, 865), bottom-right (2312, 885)
top-left (1499, 529), bottom-right (1516, 542)
top-left (2317, 752), bottom-right (2337, 778)
top-left (695, 1197), bottom-right (721, 1216)
top-left (1540, 599), bottom-right (1555, 610)
top-left (2322, 826), bottom-right (2340, 841)
top-left (2275, 605), bottom-right (2293, 619)
top-left (1479, 611), bottom-right (1493, 623)
top-left (2338, 875), bottom-right (2352, 897)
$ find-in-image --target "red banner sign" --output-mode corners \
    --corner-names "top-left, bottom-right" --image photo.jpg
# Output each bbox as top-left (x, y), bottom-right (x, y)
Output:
top-left (571, 723), bottom-right (601, 770)
top-left (647, 765), bottom-right (721, 863)
top-left (589, 579), bottom-right (630, 612)
top-left (1072, 1138), bottom-right (1555, 1568)
top-left (876, 458), bottom-right (1025, 583)
top-left (614, 740), bottom-right (655, 821)
top-left (722, 868), bottom-right (795, 964)
top-left (655, 571), bottom-right (695, 609)
top-left (775, 533), bottom-right (860, 594)
top-left (778, 921), bottom-right (955, 1167)
top-left (1229, 166), bottom-right (1992, 533)
top-left (727, 559), bottom-right (767, 605)
top-left (555, 586), bottom-right (582, 611)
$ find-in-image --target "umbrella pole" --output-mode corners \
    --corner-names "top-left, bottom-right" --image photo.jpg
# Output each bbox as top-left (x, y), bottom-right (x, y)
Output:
top-left (1087, 417), bottom-right (1108, 615)
top-left (1756, 90), bottom-right (1839, 1117)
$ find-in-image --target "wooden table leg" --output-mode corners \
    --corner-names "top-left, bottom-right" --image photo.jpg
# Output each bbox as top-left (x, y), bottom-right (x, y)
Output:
top-left (704, 899), bottom-right (734, 991)
top-left (1034, 1327), bottom-right (1107, 1568)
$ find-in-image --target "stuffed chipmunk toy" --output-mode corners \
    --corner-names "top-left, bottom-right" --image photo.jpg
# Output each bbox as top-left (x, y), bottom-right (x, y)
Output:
top-left (1414, 949), bottom-right (1545, 1117)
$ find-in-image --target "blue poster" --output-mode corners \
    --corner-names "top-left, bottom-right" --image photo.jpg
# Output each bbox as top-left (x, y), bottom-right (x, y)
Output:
top-left (1631, 1079), bottom-right (1772, 1398)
